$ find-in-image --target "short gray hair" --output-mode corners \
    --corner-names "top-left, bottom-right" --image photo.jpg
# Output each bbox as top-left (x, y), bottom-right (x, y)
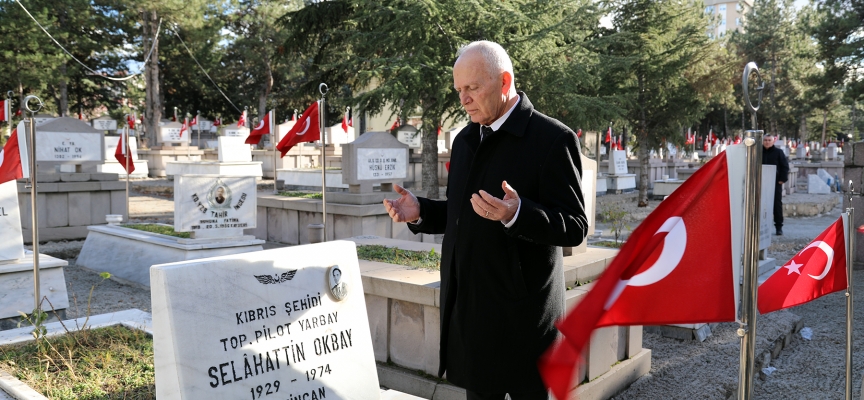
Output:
top-left (456, 41), bottom-right (514, 81)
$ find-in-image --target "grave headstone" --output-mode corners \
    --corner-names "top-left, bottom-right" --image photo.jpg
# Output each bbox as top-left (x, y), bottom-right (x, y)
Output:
top-left (342, 131), bottom-right (409, 189)
top-left (91, 117), bottom-right (118, 131)
top-left (151, 241), bottom-right (380, 400)
top-left (0, 180), bottom-right (24, 262)
top-left (437, 139), bottom-right (447, 154)
top-left (103, 136), bottom-right (140, 161)
top-left (608, 150), bottom-right (628, 175)
top-left (160, 121), bottom-right (189, 144)
top-left (207, 140), bottom-right (219, 150)
top-left (222, 126), bottom-right (250, 138)
top-left (218, 136), bottom-right (253, 162)
top-left (826, 143), bottom-right (838, 160)
top-left (33, 114), bottom-right (54, 126)
top-left (808, 174), bottom-right (832, 194)
top-left (796, 146), bottom-right (806, 159)
top-left (396, 126), bottom-right (421, 149)
top-left (174, 175), bottom-right (257, 239)
top-left (817, 168), bottom-right (833, 186)
top-left (35, 117), bottom-right (104, 164)
top-left (197, 119), bottom-right (213, 132)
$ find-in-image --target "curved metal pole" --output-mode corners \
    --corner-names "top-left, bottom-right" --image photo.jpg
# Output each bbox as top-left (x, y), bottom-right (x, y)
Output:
top-left (742, 62), bottom-right (764, 131)
top-left (23, 95), bottom-right (43, 311)
top-left (319, 83), bottom-right (328, 242)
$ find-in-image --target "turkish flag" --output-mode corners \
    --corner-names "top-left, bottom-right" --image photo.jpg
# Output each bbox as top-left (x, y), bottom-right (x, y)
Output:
top-left (127, 115), bottom-right (135, 129)
top-left (179, 118), bottom-right (188, 137)
top-left (0, 100), bottom-right (8, 122)
top-left (540, 149), bottom-right (738, 399)
top-left (758, 216), bottom-right (848, 314)
top-left (276, 101), bottom-right (319, 157)
top-left (237, 111), bottom-right (247, 128)
top-left (190, 115), bottom-right (198, 127)
top-left (390, 118), bottom-right (400, 131)
top-left (0, 123), bottom-right (31, 184)
top-left (577, 129), bottom-right (582, 138)
top-left (114, 133), bottom-right (136, 174)
top-left (617, 135), bottom-right (623, 151)
top-left (246, 110), bottom-right (271, 145)
top-left (604, 127), bottom-right (611, 143)
top-left (213, 117), bottom-right (221, 127)
top-left (703, 137), bottom-right (709, 152)
top-left (342, 112), bottom-right (349, 133)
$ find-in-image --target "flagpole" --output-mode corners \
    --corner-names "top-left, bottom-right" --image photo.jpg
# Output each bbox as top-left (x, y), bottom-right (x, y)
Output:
top-left (5, 91), bottom-right (11, 139)
top-left (272, 110), bottom-right (278, 195)
top-left (738, 62), bottom-right (764, 400)
top-left (124, 114), bottom-right (130, 223)
top-left (845, 181), bottom-right (855, 400)
top-left (23, 95), bottom-right (43, 312)
top-left (295, 109), bottom-right (301, 168)
top-left (196, 110), bottom-right (201, 154)
top-left (319, 83), bottom-right (328, 242)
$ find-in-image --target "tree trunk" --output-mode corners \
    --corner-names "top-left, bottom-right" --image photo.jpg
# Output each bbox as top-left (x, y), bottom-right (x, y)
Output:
top-left (637, 74), bottom-right (649, 207)
top-left (799, 113), bottom-right (807, 143)
top-left (768, 55), bottom-right (779, 135)
top-left (421, 112), bottom-right (440, 199)
top-left (143, 10), bottom-right (161, 149)
top-left (821, 109), bottom-right (828, 145)
top-left (59, 63), bottom-right (68, 117)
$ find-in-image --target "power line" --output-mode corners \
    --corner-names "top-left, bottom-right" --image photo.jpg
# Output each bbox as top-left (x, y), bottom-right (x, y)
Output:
top-left (171, 25), bottom-right (242, 113)
top-left (14, 0), bottom-right (161, 82)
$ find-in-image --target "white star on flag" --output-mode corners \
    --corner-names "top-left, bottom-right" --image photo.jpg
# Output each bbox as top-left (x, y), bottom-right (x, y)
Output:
top-left (784, 260), bottom-right (803, 275)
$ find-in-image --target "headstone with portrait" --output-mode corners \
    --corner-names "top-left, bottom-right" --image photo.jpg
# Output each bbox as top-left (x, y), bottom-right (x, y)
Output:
top-left (174, 175), bottom-right (257, 239)
top-left (151, 241), bottom-right (381, 400)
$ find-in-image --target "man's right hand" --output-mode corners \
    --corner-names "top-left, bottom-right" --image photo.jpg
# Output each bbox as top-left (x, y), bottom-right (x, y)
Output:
top-left (383, 184), bottom-right (421, 223)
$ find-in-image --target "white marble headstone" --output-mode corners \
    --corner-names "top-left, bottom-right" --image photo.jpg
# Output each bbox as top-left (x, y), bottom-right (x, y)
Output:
top-left (356, 148), bottom-right (408, 181)
top-left (218, 136), bottom-right (253, 162)
top-left (151, 241), bottom-right (380, 400)
top-left (174, 175), bottom-right (257, 238)
top-left (0, 180), bottom-right (24, 262)
top-left (223, 126), bottom-right (250, 138)
top-left (92, 119), bottom-right (118, 131)
top-left (36, 131), bottom-right (103, 162)
top-left (160, 122), bottom-right (188, 144)
top-left (396, 130), bottom-right (421, 148)
top-left (103, 136), bottom-right (140, 161)
top-left (817, 169), bottom-right (833, 185)
top-left (608, 150), bottom-right (628, 175)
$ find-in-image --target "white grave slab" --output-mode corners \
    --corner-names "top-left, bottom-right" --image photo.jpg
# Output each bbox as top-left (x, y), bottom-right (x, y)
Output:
top-left (808, 174), bottom-right (832, 194)
top-left (218, 136), bottom-right (253, 162)
top-left (197, 119), bottom-right (213, 131)
top-left (151, 241), bottom-right (380, 400)
top-left (103, 136), bottom-right (140, 161)
top-left (608, 150), bottom-right (628, 175)
top-left (223, 126), bottom-right (250, 138)
top-left (92, 118), bottom-right (118, 131)
top-left (356, 148), bottom-right (407, 181)
top-left (396, 130), bottom-right (421, 149)
top-left (33, 114), bottom-right (54, 126)
top-left (0, 181), bottom-right (24, 262)
top-left (160, 122), bottom-right (189, 144)
top-left (827, 143), bottom-right (838, 159)
top-left (174, 175), bottom-right (257, 238)
top-left (817, 168), bottom-right (833, 185)
top-left (35, 118), bottom-right (104, 163)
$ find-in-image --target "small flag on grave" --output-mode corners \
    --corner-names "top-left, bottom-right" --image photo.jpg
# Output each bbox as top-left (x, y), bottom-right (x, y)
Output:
top-left (179, 118), bottom-right (188, 137)
top-left (0, 123), bottom-right (31, 184)
top-left (0, 99), bottom-right (8, 122)
top-left (342, 108), bottom-right (350, 133)
top-left (276, 101), bottom-right (319, 157)
top-left (114, 132), bottom-right (136, 174)
top-left (246, 110), bottom-right (272, 145)
top-left (237, 110), bottom-right (247, 128)
top-left (758, 216), bottom-right (848, 314)
top-left (213, 117), bottom-right (221, 127)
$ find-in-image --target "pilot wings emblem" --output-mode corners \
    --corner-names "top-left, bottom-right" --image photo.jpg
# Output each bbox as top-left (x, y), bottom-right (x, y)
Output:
top-left (254, 270), bottom-right (297, 285)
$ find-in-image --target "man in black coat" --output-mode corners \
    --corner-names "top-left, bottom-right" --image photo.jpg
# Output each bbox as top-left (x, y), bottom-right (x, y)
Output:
top-left (762, 134), bottom-right (790, 235)
top-left (383, 41), bottom-right (588, 400)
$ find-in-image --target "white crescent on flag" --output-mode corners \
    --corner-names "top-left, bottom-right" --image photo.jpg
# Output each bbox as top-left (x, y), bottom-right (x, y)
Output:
top-left (605, 216), bottom-right (687, 309)
top-left (254, 120), bottom-right (265, 131)
top-left (803, 241), bottom-right (835, 280)
top-left (296, 117), bottom-right (311, 136)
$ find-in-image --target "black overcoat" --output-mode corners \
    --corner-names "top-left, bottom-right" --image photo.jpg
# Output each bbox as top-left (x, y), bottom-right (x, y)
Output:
top-left (408, 93), bottom-right (588, 393)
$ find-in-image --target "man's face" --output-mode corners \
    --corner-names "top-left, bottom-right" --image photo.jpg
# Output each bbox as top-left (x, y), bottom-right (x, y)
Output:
top-left (453, 51), bottom-right (509, 126)
top-left (332, 268), bottom-right (341, 282)
top-left (763, 136), bottom-right (775, 149)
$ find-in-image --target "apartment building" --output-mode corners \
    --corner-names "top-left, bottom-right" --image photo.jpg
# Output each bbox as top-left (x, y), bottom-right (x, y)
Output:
top-left (704, 0), bottom-right (754, 38)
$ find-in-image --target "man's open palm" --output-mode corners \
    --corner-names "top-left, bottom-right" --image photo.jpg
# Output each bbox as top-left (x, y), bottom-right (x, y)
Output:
top-left (383, 184), bottom-right (421, 223)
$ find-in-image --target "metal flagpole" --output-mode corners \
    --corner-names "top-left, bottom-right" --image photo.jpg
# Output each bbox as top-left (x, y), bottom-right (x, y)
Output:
top-left (319, 83), bottom-right (329, 242)
top-left (5, 91), bottom-right (11, 138)
top-left (124, 114), bottom-right (130, 222)
top-left (272, 110), bottom-right (278, 195)
top-left (845, 180), bottom-right (855, 400)
top-left (196, 110), bottom-right (201, 152)
top-left (738, 62), bottom-right (764, 400)
top-left (295, 109), bottom-right (302, 168)
top-left (23, 95), bottom-right (43, 311)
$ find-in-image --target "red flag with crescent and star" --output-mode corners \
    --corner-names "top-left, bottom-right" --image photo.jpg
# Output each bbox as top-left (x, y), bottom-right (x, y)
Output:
top-left (758, 216), bottom-right (848, 314)
top-left (0, 123), bottom-right (31, 184)
top-left (114, 132), bottom-right (136, 174)
top-left (246, 110), bottom-right (271, 145)
top-left (539, 149), bottom-right (739, 399)
top-left (179, 118), bottom-right (188, 137)
top-left (276, 101), bottom-right (319, 157)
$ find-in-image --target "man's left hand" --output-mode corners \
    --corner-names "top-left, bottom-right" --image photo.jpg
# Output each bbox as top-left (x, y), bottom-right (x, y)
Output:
top-left (471, 181), bottom-right (519, 222)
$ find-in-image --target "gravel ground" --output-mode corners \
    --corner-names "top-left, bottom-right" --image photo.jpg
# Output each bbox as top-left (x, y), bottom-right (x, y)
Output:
top-left (30, 189), bottom-right (858, 399)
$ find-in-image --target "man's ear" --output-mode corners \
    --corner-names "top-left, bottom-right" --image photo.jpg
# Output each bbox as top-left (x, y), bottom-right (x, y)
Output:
top-left (501, 71), bottom-right (513, 95)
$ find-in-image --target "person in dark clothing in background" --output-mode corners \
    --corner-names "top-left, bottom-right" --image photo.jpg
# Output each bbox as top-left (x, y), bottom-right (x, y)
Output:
top-left (762, 134), bottom-right (790, 235)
